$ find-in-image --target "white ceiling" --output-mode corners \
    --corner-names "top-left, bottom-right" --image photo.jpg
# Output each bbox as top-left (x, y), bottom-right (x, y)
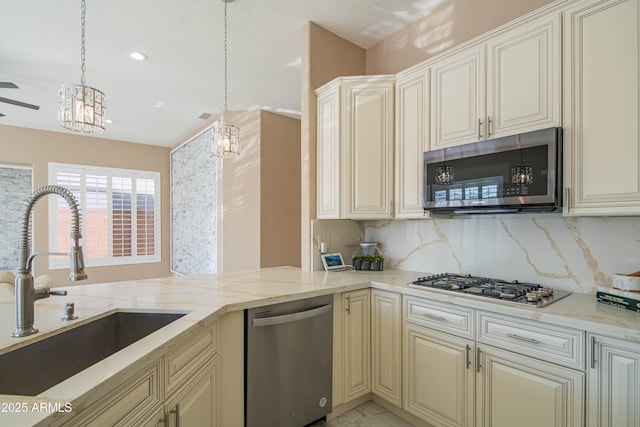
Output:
top-left (0, 0), bottom-right (441, 148)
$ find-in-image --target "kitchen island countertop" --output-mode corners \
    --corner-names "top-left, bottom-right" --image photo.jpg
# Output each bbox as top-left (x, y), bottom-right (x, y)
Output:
top-left (1, 266), bottom-right (639, 425)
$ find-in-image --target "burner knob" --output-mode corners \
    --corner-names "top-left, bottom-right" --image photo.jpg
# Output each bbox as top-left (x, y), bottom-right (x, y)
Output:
top-left (526, 291), bottom-right (541, 302)
top-left (541, 287), bottom-right (554, 296)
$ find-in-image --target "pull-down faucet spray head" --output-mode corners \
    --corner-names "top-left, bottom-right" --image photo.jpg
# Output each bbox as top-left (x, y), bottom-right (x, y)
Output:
top-left (69, 234), bottom-right (87, 282)
top-left (12, 185), bottom-right (88, 338)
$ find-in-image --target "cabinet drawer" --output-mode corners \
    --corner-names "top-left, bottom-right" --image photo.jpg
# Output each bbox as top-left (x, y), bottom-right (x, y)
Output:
top-left (404, 295), bottom-right (474, 339)
top-left (64, 359), bottom-right (163, 426)
top-left (166, 323), bottom-right (217, 395)
top-left (477, 311), bottom-right (585, 370)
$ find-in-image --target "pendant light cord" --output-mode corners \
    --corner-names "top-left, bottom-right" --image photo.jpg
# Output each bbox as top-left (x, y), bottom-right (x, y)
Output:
top-left (223, 0), bottom-right (229, 123)
top-left (80, 0), bottom-right (87, 87)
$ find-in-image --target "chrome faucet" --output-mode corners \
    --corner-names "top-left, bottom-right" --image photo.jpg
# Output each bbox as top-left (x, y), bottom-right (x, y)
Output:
top-left (12, 185), bottom-right (88, 338)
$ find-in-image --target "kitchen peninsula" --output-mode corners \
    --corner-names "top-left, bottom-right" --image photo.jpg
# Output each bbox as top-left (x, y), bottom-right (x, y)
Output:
top-left (1, 267), bottom-right (640, 426)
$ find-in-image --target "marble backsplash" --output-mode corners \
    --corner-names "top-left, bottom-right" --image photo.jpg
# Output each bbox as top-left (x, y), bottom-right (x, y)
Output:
top-left (364, 214), bottom-right (640, 295)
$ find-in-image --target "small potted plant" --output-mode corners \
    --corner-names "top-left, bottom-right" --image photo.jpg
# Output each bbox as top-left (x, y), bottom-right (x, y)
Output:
top-left (352, 255), bottom-right (363, 270)
top-left (371, 256), bottom-right (384, 271)
top-left (361, 255), bottom-right (374, 270)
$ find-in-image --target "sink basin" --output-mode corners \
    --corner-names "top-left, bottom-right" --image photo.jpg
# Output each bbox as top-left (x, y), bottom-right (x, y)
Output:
top-left (0, 311), bottom-right (185, 396)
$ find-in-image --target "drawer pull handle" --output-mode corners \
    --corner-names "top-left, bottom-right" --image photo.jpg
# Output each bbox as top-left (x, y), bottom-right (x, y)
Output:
top-left (423, 313), bottom-right (447, 322)
top-left (507, 333), bottom-right (540, 344)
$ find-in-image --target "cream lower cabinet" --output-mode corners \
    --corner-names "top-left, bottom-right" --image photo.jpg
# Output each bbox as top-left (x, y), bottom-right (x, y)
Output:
top-left (403, 296), bottom-right (475, 427)
top-left (63, 323), bottom-right (218, 427)
top-left (315, 76), bottom-right (395, 219)
top-left (587, 333), bottom-right (640, 427)
top-left (563, 0), bottom-right (640, 215)
top-left (404, 323), bottom-right (474, 427)
top-left (342, 289), bottom-right (371, 402)
top-left (477, 346), bottom-right (584, 427)
top-left (403, 298), bottom-right (585, 427)
top-left (371, 289), bottom-right (402, 407)
top-left (159, 360), bottom-right (218, 427)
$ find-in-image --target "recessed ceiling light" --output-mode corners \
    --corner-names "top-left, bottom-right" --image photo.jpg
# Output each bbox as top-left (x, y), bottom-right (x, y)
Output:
top-left (106, 119), bottom-right (113, 124)
top-left (129, 51), bottom-right (148, 61)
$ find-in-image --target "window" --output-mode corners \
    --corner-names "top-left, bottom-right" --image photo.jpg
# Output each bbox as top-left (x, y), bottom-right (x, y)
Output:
top-left (49, 163), bottom-right (160, 268)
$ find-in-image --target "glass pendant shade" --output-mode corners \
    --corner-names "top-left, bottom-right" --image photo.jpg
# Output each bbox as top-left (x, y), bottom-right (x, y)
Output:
top-left (435, 164), bottom-right (454, 185)
top-left (58, 83), bottom-right (106, 134)
top-left (211, 120), bottom-right (240, 158)
top-left (512, 165), bottom-right (533, 186)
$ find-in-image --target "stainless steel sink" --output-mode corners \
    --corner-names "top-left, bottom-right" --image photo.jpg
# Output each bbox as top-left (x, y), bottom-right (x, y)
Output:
top-left (0, 311), bottom-right (185, 396)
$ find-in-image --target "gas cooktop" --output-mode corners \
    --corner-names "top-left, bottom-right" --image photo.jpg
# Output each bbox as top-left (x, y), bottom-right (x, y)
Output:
top-left (409, 273), bottom-right (571, 308)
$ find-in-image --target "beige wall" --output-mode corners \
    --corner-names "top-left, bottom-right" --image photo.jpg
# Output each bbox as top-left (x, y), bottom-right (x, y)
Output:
top-left (0, 124), bottom-right (171, 285)
top-left (366, 0), bottom-right (556, 74)
top-left (260, 111), bottom-right (301, 268)
top-left (220, 110), bottom-right (301, 272)
top-left (220, 110), bottom-right (262, 272)
top-left (300, 22), bottom-right (366, 270)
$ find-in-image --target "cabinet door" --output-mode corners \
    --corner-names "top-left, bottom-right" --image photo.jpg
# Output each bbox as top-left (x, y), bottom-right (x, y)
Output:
top-left (395, 67), bottom-right (430, 218)
top-left (165, 360), bottom-right (218, 427)
top-left (371, 289), bottom-right (402, 407)
top-left (563, 0), bottom-right (640, 215)
top-left (404, 323), bottom-right (474, 427)
top-left (477, 346), bottom-right (584, 427)
top-left (343, 79), bottom-right (394, 219)
top-left (316, 82), bottom-right (342, 219)
top-left (343, 289), bottom-right (371, 402)
top-left (587, 334), bottom-right (640, 427)
top-left (431, 44), bottom-right (486, 149)
top-left (486, 13), bottom-right (561, 138)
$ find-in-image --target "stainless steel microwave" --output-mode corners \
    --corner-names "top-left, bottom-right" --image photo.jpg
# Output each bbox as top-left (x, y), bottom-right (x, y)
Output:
top-left (423, 127), bottom-right (562, 214)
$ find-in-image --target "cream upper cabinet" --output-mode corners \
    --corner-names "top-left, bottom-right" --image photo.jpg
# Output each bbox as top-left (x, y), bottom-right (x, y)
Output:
top-left (395, 66), bottom-right (430, 218)
top-left (316, 76), bottom-right (395, 219)
top-left (431, 44), bottom-right (486, 149)
top-left (431, 12), bottom-right (561, 149)
top-left (371, 289), bottom-right (402, 407)
top-left (587, 333), bottom-right (640, 427)
top-left (486, 13), bottom-right (561, 138)
top-left (563, 0), bottom-right (640, 215)
top-left (316, 81), bottom-right (342, 219)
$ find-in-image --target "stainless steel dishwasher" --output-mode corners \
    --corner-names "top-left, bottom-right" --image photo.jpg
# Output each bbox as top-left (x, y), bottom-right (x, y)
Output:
top-left (245, 294), bottom-right (333, 427)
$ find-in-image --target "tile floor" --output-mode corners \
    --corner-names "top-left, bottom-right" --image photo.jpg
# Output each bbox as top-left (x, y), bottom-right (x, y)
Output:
top-left (310, 400), bottom-right (415, 427)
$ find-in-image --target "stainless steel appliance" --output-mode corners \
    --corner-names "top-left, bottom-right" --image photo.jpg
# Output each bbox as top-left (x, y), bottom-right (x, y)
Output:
top-left (410, 273), bottom-right (570, 308)
top-left (423, 127), bottom-right (562, 214)
top-left (245, 295), bottom-right (333, 427)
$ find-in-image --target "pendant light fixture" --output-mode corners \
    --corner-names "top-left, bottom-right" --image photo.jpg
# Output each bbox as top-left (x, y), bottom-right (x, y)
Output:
top-left (58, 0), bottom-right (106, 134)
top-left (211, 0), bottom-right (240, 158)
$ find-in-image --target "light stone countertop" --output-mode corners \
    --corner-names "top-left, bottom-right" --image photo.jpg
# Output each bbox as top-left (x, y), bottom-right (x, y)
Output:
top-left (1, 266), bottom-right (640, 425)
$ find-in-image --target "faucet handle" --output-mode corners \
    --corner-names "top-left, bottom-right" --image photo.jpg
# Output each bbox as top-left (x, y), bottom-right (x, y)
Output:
top-left (49, 290), bottom-right (68, 296)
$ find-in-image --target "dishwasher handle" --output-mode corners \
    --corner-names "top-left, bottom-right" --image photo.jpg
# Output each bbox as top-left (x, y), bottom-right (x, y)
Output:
top-left (252, 303), bottom-right (332, 327)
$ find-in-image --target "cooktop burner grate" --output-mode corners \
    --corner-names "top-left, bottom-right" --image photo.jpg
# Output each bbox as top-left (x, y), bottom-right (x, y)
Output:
top-left (409, 273), bottom-right (570, 308)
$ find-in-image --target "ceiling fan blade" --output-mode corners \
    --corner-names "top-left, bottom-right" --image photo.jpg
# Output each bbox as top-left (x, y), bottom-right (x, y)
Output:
top-left (0, 113), bottom-right (5, 117)
top-left (0, 82), bottom-right (19, 89)
top-left (0, 96), bottom-right (40, 110)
